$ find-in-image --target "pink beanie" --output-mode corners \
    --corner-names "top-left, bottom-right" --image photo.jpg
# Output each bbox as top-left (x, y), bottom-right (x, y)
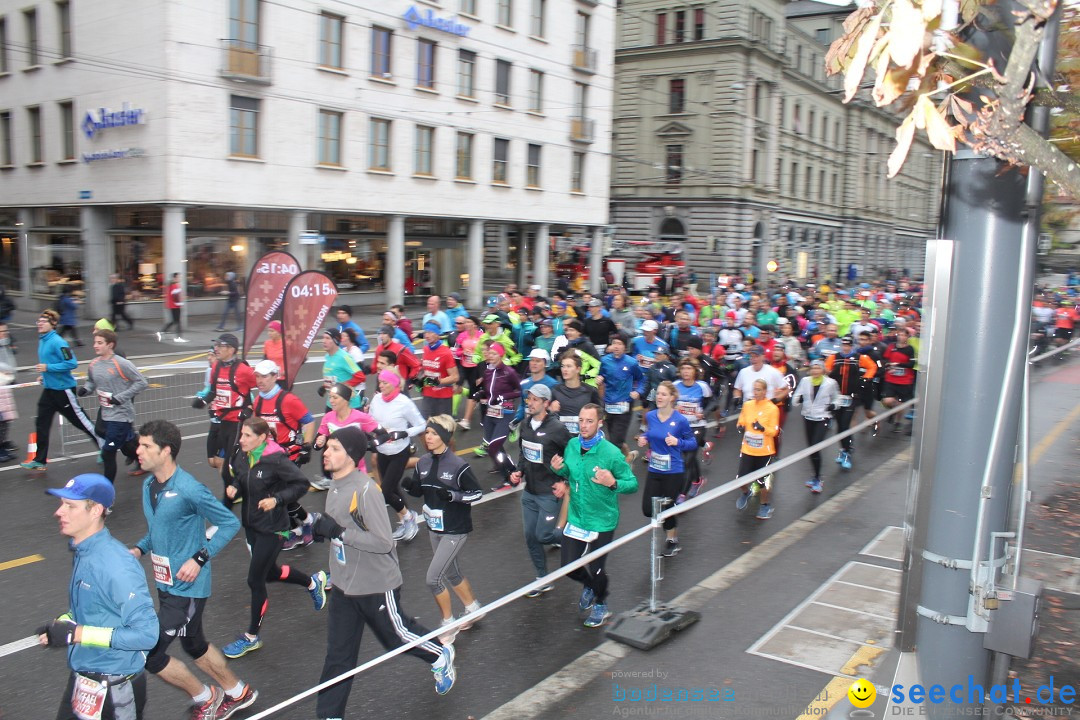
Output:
top-left (378, 370), bottom-right (401, 387)
top-left (489, 342), bottom-right (506, 358)
top-left (268, 320), bottom-right (282, 332)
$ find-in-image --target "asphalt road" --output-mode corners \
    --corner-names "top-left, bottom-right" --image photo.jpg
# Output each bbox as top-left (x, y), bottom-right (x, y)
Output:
top-left (0, 336), bottom-right (1076, 720)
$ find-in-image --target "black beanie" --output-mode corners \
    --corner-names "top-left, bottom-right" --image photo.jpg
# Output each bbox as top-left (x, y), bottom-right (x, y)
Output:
top-left (330, 426), bottom-right (368, 465)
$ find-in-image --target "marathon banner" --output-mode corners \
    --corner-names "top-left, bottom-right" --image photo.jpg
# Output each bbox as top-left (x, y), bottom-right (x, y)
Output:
top-left (242, 250), bottom-right (302, 359)
top-left (280, 271), bottom-right (338, 390)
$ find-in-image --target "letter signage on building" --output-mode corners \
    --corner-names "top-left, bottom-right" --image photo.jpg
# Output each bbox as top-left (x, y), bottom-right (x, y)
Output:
top-left (403, 6), bottom-right (470, 37)
top-left (81, 103), bottom-right (147, 139)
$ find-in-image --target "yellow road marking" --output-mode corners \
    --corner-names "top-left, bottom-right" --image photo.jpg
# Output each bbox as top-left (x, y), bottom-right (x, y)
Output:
top-left (1031, 400), bottom-right (1080, 465)
top-left (794, 640), bottom-right (887, 718)
top-left (0, 554), bottom-right (44, 572)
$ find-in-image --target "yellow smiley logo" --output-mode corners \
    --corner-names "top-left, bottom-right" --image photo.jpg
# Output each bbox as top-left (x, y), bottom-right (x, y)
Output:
top-left (848, 679), bottom-right (877, 709)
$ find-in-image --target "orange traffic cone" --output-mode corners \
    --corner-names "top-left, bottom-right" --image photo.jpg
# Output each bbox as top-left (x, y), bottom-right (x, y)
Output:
top-left (24, 433), bottom-right (37, 464)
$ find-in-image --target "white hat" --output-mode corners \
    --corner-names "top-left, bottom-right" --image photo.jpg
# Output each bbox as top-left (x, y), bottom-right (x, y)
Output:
top-left (776, 317), bottom-right (790, 325)
top-left (734, 283), bottom-right (746, 291)
top-left (641, 319), bottom-right (659, 332)
top-left (253, 359), bottom-right (280, 375)
top-left (528, 348), bottom-right (550, 362)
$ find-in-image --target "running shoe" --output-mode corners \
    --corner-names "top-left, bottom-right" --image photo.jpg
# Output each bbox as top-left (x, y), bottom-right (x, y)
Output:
top-left (189, 686), bottom-right (223, 720)
top-left (300, 520), bottom-right (314, 546)
top-left (805, 477), bottom-right (816, 488)
top-left (662, 539), bottom-right (681, 557)
top-left (490, 479), bottom-right (514, 492)
top-left (584, 603), bottom-right (613, 628)
top-left (508, 427), bottom-right (520, 444)
top-left (458, 601), bottom-right (484, 630)
top-left (871, 421), bottom-right (880, 437)
top-left (702, 441), bottom-right (714, 462)
top-left (214, 685), bottom-right (258, 720)
top-left (473, 445), bottom-right (487, 457)
top-left (222, 635), bottom-right (261, 659)
top-left (840, 453), bottom-right (852, 471)
top-left (809, 479), bottom-right (823, 494)
top-left (756, 504), bottom-right (774, 520)
top-left (155, 331), bottom-right (162, 342)
top-left (97, 451), bottom-right (103, 465)
top-left (457, 419), bottom-right (471, 431)
top-left (128, 467), bottom-right (147, 477)
top-left (309, 571), bottom-right (328, 611)
top-left (686, 478), bottom-right (706, 499)
top-left (308, 476), bottom-right (332, 491)
top-left (391, 520), bottom-right (409, 541)
top-left (735, 490), bottom-right (750, 511)
top-left (578, 586), bottom-right (596, 612)
top-left (525, 579), bottom-right (554, 598)
top-left (281, 532), bottom-right (302, 551)
top-left (213, 326), bottom-right (225, 332)
top-left (836, 449), bottom-right (845, 464)
top-left (20, 460), bottom-right (46, 470)
top-left (674, 493), bottom-right (687, 505)
top-left (432, 644), bottom-right (456, 695)
top-left (174, 337), bottom-right (190, 343)
top-left (625, 450), bottom-right (638, 465)
top-left (400, 511), bottom-right (420, 542)
top-left (438, 617), bottom-right (459, 645)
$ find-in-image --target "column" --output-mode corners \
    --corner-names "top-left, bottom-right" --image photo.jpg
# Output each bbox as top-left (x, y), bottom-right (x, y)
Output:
top-left (162, 206), bottom-right (187, 325)
top-left (495, 223), bottom-right (509, 278)
top-left (589, 226), bottom-right (603, 295)
top-left (17, 208), bottom-right (32, 296)
top-left (287, 210), bottom-right (308, 269)
top-left (467, 220), bottom-right (484, 309)
top-left (516, 229), bottom-right (529, 288)
top-left (386, 215), bottom-right (405, 307)
top-left (533, 223), bottom-right (550, 295)
top-left (81, 207), bottom-right (111, 318)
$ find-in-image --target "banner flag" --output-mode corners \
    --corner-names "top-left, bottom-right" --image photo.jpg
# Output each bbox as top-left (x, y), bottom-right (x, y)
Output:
top-left (280, 271), bottom-right (338, 390)
top-left (242, 251), bottom-right (301, 360)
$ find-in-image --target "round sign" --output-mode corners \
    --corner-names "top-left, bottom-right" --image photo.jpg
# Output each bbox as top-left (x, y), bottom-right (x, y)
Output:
top-left (767, 260), bottom-right (779, 273)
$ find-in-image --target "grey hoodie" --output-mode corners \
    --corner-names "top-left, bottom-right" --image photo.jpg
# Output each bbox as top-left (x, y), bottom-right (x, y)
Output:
top-left (84, 353), bottom-right (149, 424)
top-left (325, 468), bottom-right (403, 596)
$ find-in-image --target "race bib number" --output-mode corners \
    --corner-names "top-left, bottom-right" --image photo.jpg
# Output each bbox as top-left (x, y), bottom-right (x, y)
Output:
top-left (676, 401), bottom-right (698, 420)
top-left (331, 538), bottom-right (346, 565)
top-left (562, 522), bottom-right (599, 542)
top-left (889, 367), bottom-right (906, 377)
top-left (835, 395), bottom-right (852, 408)
top-left (150, 552), bottom-right (173, 586)
top-left (422, 504), bottom-right (445, 532)
top-left (521, 439), bottom-right (543, 464)
top-left (323, 375), bottom-right (337, 387)
top-left (486, 404), bottom-right (503, 418)
top-left (560, 415), bottom-right (580, 435)
top-left (212, 387), bottom-right (231, 410)
top-left (72, 674), bottom-right (108, 720)
top-left (649, 452), bottom-right (672, 472)
top-left (605, 401), bottom-right (629, 415)
top-left (424, 370), bottom-right (440, 380)
top-left (97, 390), bottom-right (113, 408)
top-left (745, 432), bottom-right (764, 449)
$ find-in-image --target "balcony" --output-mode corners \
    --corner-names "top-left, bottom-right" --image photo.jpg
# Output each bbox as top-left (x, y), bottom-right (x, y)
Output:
top-left (570, 116), bottom-right (595, 143)
top-left (220, 39), bottom-right (273, 84)
top-left (570, 44), bottom-right (597, 74)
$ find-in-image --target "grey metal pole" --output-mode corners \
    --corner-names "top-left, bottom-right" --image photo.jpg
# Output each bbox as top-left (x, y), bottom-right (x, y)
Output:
top-left (650, 496), bottom-right (663, 613)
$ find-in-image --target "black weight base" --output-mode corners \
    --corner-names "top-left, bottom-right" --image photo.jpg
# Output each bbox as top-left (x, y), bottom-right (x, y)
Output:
top-left (605, 601), bottom-right (701, 650)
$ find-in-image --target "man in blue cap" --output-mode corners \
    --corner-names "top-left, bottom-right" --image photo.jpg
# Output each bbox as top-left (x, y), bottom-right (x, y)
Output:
top-left (421, 322), bottom-right (459, 418)
top-left (40, 473), bottom-right (159, 720)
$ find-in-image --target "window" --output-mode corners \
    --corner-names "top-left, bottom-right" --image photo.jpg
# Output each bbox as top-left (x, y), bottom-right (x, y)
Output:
top-left (790, 161), bottom-right (798, 195)
top-left (229, 0), bottom-right (260, 47)
top-left (455, 131), bottom-right (473, 179)
top-left (0, 111), bottom-right (12, 166)
top-left (58, 100), bottom-right (74, 160)
top-left (815, 27), bottom-right (830, 45)
top-left (23, 8), bottom-right (38, 66)
top-left (793, 103), bottom-right (803, 134)
top-left (571, 151), bottom-right (585, 192)
top-left (369, 118), bottom-right (391, 170)
top-left (674, 11), bottom-right (685, 42)
top-left (573, 81), bottom-right (587, 117)
top-left (229, 96), bottom-right (260, 157)
top-left (460, 0), bottom-right (477, 15)
top-left (317, 109), bottom-right (342, 165)
top-left (27, 105), bottom-right (42, 163)
top-left (655, 13), bottom-right (666, 45)
top-left (526, 143), bottom-right (541, 187)
top-left (497, 0), bottom-right (512, 27)
top-left (669, 78), bottom-right (685, 113)
top-left (753, 82), bottom-right (766, 119)
top-left (0, 18), bottom-right (7, 72)
top-left (665, 145), bottom-right (682, 183)
top-left (528, 69), bottom-right (543, 112)
top-left (530, 0), bottom-right (545, 37)
top-left (56, 0), bottom-right (71, 58)
top-left (750, 10), bottom-right (772, 46)
top-left (808, 109), bottom-right (815, 139)
top-left (495, 59), bottom-right (511, 106)
top-left (319, 12), bottom-right (343, 69)
top-left (417, 39), bottom-right (436, 89)
top-left (694, 8), bottom-right (705, 40)
top-left (457, 49), bottom-right (476, 97)
top-left (414, 125), bottom-right (434, 175)
top-left (575, 11), bottom-right (590, 47)
top-left (819, 169), bottom-right (827, 201)
top-left (492, 137), bottom-right (509, 183)
top-left (371, 27), bottom-right (392, 78)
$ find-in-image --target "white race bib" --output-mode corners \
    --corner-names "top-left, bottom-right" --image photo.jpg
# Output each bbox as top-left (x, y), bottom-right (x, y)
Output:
top-left (331, 538), bottom-right (346, 565)
top-left (72, 674), bottom-right (107, 720)
top-left (323, 375), bottom-right (337, 387)
top-left (649, 452), bottom-right (672, 472)
top-left (521, 439), bottom-right (543, 464)
top-left (422, 504), bottom-right (445, 532)
top-left (560, 415), bottom-right (580, 435)
top-left (486, 404), bottom-right (504, 418)
top-left (150, 552), bottom-right (173, 586)
top-left (889, 367), bottom-right (906, 377)
top-left (745, 432), bottom-right (764, 449)
top-left (835, 395), bottom-right (852, 408)
top-left (212, 387), bottom-right (231, 409)
top-left (676, 400), bottom-right (698, 420)
top-left (604, 401), bottom-right (629, 415)
top-left (562, 522), bottom-right (599, 542)
top-left (639, 356), bottom-right (655, 369)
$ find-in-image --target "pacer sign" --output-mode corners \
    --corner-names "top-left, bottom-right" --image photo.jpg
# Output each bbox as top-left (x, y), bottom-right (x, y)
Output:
top-left (280, 271), bottom-right (338, 391)
top-left (242, 251), bottom-right (301, 360)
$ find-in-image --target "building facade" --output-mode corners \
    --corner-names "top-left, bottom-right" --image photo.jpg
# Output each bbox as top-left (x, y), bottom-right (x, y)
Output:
top-left (610, 0), bottom-right (941, 286)
top-left (0, 0), bottom-right (614, 317)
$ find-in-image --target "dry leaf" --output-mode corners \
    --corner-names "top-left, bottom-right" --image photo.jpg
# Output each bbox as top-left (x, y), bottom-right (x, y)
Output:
top-left (920, 0), bottom-right (944, 21)
top-left (845, 11), bottom-right (885, 102)
top-left (889, 112), bottom-right (917, 177)
top-left (921, 95), bottom-right (957, 151)
top-left (874, 59), bottom-right (913, 106)
top-left (889, 0), bottom-right (928, 67)
top-left (827, 6), bottom-right (876, 75)
top-left (959, 0), bottom-right (981, 23)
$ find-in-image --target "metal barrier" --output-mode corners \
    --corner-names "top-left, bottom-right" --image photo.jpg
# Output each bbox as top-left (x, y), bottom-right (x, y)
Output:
top-left (245, 398), bottom-right (918, 719)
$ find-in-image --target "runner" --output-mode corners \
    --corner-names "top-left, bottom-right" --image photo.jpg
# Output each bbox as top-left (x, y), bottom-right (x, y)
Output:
top-left (636, 381), bottom-right (697, 556)
top-left (221, 417), bottom-right (328, 659)
top-left (319, 330), bottom-right (367, 415)
top-left (673, 359), bottom-right (713, 500)
top-left (22, 310), bottom-right (104, 471)
top-left (368, 370), bottom-right (427, 542)
top-left (80, 328), bottom-right (148, 483)
top-left (334, 306), bottom-right (370, 353)
top-left (825, 336), bottom-right (878, 469)
top-left (552, 404), bottom-right (638, 628)
top-left (550, 352), bottom-right (602, 438)
top-left (402, 415), bottom-right (485, 644)
top-left (40, 473), bottom-right (159, 720)
top-left (630, 319), bottom-right (669, 371)
top-left (734, 379), bottom-right (781, 520)
top-left (314, 383), bottom-right (378, 477)
top-left (475, 342), bottom-right (522, 491)
top-left (420, 322), bottom-right (459, 418)
top-left (552, 320), bottom-right (601, 386)
top-left (131, 420), bottom-right (257, 720)
top-left (881, 327), bottom-right (917, 433)
top-left (372, 324), bottom-right (420, 384)
top-left (451, 316), bottom-right (482, 428)
top-left (473, 314), bottom-right (523, 367)
top-left (192, 334), bottom-right (256, 500)
top-left (791, 360), bottom-right (840, 494)
top-left (309, 427), bottom-right (456, 720)
top-left (598, 332), bottom-right (646, 464)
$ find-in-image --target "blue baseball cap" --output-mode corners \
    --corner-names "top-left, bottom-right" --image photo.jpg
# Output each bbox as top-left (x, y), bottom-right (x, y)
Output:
top-left (47, 473), bottom-right (115, 509)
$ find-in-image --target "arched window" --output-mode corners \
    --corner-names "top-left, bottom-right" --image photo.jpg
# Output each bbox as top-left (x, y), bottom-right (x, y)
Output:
top-left (659, 217), bottom-right (687, 241)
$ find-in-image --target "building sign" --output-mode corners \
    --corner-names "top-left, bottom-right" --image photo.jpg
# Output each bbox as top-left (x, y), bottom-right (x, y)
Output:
top-left (82, 147), bottom-right (146, 163)
top-left (81, 103), bottom-right (146, 139)
top-left (403, 6), bottom-right (470, 37)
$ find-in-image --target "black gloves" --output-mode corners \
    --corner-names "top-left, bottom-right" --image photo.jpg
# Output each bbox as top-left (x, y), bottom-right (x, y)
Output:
top-left (191, 396), bottom-right (208, 410)
top-left (752, 421), bottom-right (765, 432)
top-left (309, 512), bottom-right (344, 541)
top-left (76, 386), bottom-right (90, 397)
top-left (296, 444), bottom-right (312, 466)
top-left (37, 618), bottom-right (76, 647)
top-left (237, 406), bottom-right (252, 422)
top-left (317, 386), bottom-right (327, 397)
top-left (434, 485), bottom-right (454, 502)
top-left (423, 375), bottom-right (439, 388)
top-left (734, 397), bottom-right (744, 410)
top-left (827, 403), bottom-right (837, 413)
top-left (389, 429), bottom-right (407, 441)
top-left (508, 418), bottom-right (521, 432)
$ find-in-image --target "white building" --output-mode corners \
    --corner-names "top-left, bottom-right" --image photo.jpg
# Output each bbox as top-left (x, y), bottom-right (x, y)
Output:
top-left (0, 0), bottom-right (614, 317)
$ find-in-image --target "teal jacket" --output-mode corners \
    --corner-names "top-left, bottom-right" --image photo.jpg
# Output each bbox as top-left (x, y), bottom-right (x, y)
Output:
top-left (323, 349), bottom-right (365, 409)
top-left (554, 436), bottom-right (638, 533)
top-left (38, 330), bottom-right (78, 390)
top-left (135, 467), bottom-right (241, 598)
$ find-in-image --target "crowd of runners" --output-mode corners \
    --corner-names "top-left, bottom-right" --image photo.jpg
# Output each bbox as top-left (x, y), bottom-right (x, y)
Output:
top-left (24, 274), bottom-right (1001, 720)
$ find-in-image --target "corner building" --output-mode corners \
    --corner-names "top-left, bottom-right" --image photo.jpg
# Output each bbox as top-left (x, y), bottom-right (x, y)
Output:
top-left (611, 0), bottom-right (941, 284)
top-left (0, 0), bottom-right (614, 318)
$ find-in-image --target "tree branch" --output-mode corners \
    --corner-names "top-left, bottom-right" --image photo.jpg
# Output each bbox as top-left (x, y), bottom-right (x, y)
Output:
top-left (1012, 122), bottom-right (1080, 198)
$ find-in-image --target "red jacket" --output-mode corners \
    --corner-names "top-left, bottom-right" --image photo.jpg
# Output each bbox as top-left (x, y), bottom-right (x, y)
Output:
top-left (165, 282), bottom-right (183, 310)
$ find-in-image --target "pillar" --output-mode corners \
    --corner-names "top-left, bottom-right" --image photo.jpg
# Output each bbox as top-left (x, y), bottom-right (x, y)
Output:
top-left (496, 223), bottom-right (509, 278)
top-left (589, 226), bottom-right (603, 295)
top-left (287, 210), bottom-right (309, 269)
top-left (516, 229), bottom-right (529, 288)
top-left (387, 215), bottom-right (405, 307)
top-left (81, 207), bottom-right (111, 318)
top-left (163, 206), bottom-right (186, 324)
top-left (534, 223), bottom-right (550, 295)
top-left (468, 219), bottom-right (484, 309)
top-left (17, 208), bottom-right (32, 296)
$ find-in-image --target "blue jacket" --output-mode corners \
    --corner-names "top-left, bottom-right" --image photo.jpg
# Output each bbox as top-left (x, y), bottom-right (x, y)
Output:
top-left (38, 330), bottom-right (78, 390)
top-left (135, 467), bottom-right (241, 598)
top-left (599, 353), bottom-right (646, 406)
top-left (337, 320), bottom-right (370, 353)
top-left (445, 305), bottom-right (469, 324)
top-left (59, 294), bottom-right (79, 325)
top-left (643, 409), bottom-right (698, 475)
top-left (66, 527), bottom-right (159, 676)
